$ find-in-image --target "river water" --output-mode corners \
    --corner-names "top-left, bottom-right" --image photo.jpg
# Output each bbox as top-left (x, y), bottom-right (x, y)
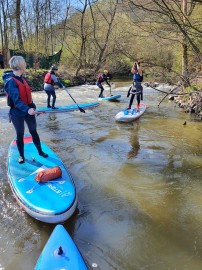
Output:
top-left (0, 82), bottom-right (202, 270)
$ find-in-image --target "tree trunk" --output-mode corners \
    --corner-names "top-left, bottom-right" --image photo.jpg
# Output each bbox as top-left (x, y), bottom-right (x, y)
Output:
top-left (16, 0), bottom-right (24, 50)
top-left (181, 0), bottom-right (190, 90)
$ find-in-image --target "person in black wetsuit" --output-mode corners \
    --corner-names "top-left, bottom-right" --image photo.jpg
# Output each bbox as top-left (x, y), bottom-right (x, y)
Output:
top-left (2, 56), bottom-right (48, 164)
top-left (96, 70), bottom-right (111, 98)
top-left (127, 62), bottom-right (143, 112)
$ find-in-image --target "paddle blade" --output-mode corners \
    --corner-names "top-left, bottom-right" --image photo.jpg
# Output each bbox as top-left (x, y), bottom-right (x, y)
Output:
top-left (79, 107), bottom-right (85, 113)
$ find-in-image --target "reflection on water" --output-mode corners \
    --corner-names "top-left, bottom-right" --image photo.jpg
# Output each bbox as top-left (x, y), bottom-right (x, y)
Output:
top-left (127, 123), bottom-right (140, 159)
top-left (0, 83), bottom-right (202, 269)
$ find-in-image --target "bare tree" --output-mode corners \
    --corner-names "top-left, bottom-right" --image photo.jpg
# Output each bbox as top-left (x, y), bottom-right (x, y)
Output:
top-left (123, 0), bottom-right (202, 86)
top-left (16, 0), bottom-right (24, 50)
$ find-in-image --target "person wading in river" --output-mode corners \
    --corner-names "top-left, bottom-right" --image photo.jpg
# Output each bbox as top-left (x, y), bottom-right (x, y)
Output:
top-left (2, 56), bottom-right (48, 164)
top-left (127, 61), bottom-right (143, 112)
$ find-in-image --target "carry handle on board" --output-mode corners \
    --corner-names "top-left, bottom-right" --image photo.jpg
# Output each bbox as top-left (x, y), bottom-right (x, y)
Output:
top-left (61, 83), bottom-right (85, 113)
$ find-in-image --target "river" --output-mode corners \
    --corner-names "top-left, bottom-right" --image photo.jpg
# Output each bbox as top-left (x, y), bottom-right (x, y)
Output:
top-left (0, 82), bottom-right (202, 270)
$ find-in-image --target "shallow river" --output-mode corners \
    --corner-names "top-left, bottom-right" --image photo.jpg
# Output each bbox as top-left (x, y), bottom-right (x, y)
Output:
top-left (0, 82), bottom-right (202, 270)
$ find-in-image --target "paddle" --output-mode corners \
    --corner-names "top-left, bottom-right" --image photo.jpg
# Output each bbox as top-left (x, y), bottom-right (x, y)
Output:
top-left (109, 79), bottom-right (112, 96)
top-left (61, 83), bottom-right (85, 113)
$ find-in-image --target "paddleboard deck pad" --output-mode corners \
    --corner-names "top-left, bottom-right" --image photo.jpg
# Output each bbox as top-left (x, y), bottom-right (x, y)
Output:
top-left (115, 103), bottom-right (146, 122)
top-left (7, 135), bottom-right (77, 223)
top-left (35, 224), bottom-right (88, 270)
top-left (37, 102), bottom-right (99, 113)
top-left (98, 94), bottom-right (121, 101)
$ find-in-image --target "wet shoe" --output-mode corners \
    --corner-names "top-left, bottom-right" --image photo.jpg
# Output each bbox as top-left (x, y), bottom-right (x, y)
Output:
top-left (47, 105), bottom-right (51, 108)
top-left (52, 106), bottom-right (58, 109)
top-left (126, 107), bottom-right (131, 110)
top-left (18, 156), bottom-right (25, 164)
top-left (39, 152), bottom-right (48, 158)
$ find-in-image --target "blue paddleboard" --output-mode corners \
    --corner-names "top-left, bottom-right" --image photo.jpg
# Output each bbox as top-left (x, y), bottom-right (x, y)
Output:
top-left (37, 102), bottom-right (99, 113)
top-left (115, 103), bottom-right (146, 122)
top-left (98, 94), bottom-right (121, 101)
top-left (35, 225), bottom-right (88, 270)
top-left (7, 135), bottom-right (77, 223)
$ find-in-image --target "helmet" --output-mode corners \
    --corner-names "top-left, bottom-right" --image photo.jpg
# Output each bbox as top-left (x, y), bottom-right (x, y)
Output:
top-left (104, 69), bottom-right (108, 73)
top-left (50, 65), bottom-right (58, 71)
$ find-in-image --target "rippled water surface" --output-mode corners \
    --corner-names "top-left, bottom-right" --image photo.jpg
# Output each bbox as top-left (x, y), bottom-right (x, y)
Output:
top-left (0, 82), bottom-right (202, 270)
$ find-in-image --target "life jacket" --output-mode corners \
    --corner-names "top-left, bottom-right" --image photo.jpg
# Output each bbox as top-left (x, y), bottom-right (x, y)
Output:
top-left (11, 77), bottom-right (32, 105)
top-left (133, 71), bottom-right (143, 82)
top-left (98, 73), bottom-right (110, 83)
top-left (44, 72), bottom-right (54, 85)
top-left (97, 74), bottom-right (104, 83)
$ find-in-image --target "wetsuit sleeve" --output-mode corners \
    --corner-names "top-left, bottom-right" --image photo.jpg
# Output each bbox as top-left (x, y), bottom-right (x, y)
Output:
top-left (51, 74), bottom-right (63, 87)
top-left (103, 74), bottom-right (111, 86)
top-left (4, 79), bottom-right (30, 113)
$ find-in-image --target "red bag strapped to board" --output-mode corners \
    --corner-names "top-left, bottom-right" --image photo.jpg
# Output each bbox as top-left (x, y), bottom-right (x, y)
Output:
top-left (35, 166), bottom-right (62, 183)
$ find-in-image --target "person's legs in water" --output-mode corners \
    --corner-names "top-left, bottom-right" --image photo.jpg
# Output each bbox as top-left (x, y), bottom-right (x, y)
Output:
top-left (45, 91), bottom-right (51, 108)
top-left (11, 115), bottom-right (25, 163)
top-left (25, 114), bottom-right (48, 158)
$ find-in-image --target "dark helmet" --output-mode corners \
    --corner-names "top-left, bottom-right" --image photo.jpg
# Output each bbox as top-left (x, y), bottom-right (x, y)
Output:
top-left (50, 65), bottom-right (58, 71)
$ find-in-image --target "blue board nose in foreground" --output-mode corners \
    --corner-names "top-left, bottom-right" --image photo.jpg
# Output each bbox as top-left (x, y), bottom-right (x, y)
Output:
top-left (7, 135), bottom-right (77, 223)
top-left (35, 225), bottom-right (88, 270)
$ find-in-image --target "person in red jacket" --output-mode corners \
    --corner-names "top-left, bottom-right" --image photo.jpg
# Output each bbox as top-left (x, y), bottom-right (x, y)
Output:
top-left (3, 56), bottom-right (48, 164)
top-left (44, 65), bottom-right (63, 109)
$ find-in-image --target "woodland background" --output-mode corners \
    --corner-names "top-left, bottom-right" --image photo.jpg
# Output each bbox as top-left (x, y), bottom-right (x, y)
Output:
top-left (0, 0), bottom-right (202, 90)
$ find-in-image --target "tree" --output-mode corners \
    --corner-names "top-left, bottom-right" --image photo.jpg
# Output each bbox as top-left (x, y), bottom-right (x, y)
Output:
top-left (123, 0), bottom-right (202, 86)
top-left (16, 0), bottom-right (24, 50)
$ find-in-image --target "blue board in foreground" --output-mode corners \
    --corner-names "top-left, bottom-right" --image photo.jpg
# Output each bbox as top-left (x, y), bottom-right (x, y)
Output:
top-left (37, 102), bottom-right (99, 113)
top-left (98, 94), bottom-right (121, 101)
top-left (35, 225), bottom-right (88, 270)
top-left (7, 135), bottom-right (77, 223)
top-left (115, 103), bottom-right (146, 122)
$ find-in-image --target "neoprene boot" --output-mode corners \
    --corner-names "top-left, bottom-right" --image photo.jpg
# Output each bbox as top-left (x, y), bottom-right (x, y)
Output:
top-left (35, 144), bottom-right (48, 158)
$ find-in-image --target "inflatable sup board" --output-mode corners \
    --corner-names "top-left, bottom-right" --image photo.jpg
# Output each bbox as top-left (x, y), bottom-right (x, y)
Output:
top-left (98, 94), bottom-right (121, 101)
top-left (115, 103), bottom-right (146, 122)
top-left (37, 102), bottom-right (99, 113)
top-left (35, 225), bottom-right (88, 270)
top-left (7, 135), bottom-right (77, 223)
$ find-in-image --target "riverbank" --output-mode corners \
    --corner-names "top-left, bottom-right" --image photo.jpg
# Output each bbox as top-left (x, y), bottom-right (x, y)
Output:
top-left (172, 90), bottom-right (202, 119)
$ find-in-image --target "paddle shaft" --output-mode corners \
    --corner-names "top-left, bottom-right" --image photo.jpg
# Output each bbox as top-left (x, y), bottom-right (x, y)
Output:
top-left (61, 83), bottom-right (85, 113)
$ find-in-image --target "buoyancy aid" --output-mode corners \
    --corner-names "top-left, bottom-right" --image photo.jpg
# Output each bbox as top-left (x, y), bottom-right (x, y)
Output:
top-left (133, 71), bottom-right (143, 82)
top-left (44, 72), bottom-right (54, 85)
top-left (11, 77), bottom-right (32, 105)
top-left (98, 73), bottom-right (110, 83)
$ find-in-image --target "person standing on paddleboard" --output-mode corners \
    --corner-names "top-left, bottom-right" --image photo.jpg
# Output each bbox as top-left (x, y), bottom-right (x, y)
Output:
top-left (127, 61), bottom-right (143, 112)
top-left (44, 65), bottom-right (63, 109)
top-left (96, 70), bottom-right (111, 98)
top-left (2, 56), bottom-right (48, 164)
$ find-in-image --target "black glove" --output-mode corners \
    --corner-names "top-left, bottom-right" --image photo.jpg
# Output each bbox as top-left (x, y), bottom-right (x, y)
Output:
top-left (29, 102), bottom-right (36, 109)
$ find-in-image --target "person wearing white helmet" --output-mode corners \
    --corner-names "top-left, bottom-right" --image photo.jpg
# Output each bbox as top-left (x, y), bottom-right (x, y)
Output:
top-left (44, 65), bottom-right (63, 109)
top-left (96, 69), bottom-right (111, 98)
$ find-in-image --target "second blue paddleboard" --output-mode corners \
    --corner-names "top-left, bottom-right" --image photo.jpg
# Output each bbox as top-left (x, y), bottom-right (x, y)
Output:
top-left (37, 102), bottom-right (99, 113)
